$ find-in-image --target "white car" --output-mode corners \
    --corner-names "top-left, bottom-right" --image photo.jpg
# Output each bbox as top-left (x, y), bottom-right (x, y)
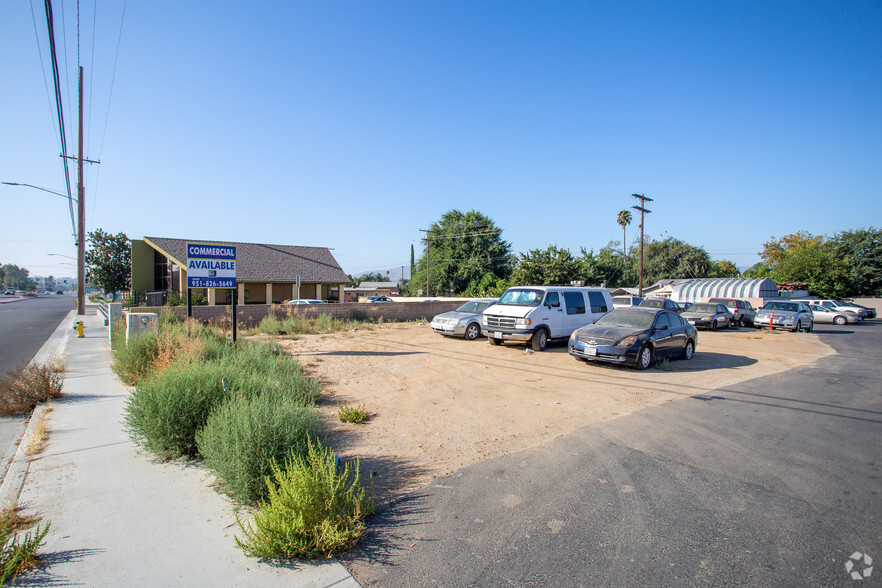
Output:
top-left (285, 299), bottom-right (326, 305)
top-left (431, 299), bottom-right (497, 340)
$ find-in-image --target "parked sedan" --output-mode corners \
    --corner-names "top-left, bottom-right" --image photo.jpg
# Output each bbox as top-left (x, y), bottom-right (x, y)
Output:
top-left (285, 299), bottom-right (326, 305)
top-left (366, 296), bottom-right (394, 303)
top-left (845, 302), bottom-right (877, 319)
top-left (681, 303), bottom-right (733, 330)
top-left (568, 308), bottom-right (697, 370)
top-left (754, 301), bottom-right (814, 332)
top-left (638, 298), bottom-right (685, 313)
top-left (431, 299), bottom-right (497, 340)
top-left (809, 304), bottom-right (861, 325)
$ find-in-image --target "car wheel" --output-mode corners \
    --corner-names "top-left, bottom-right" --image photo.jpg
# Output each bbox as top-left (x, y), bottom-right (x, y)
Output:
top-left (636, 345), bottom-right (653, 370)
top-left (711, 320), bottom-right (718, 331)
top-left (465, 322), bottom-right (481, 340)
top-left (489, 337), bottom-right (502, 346)
top-left (737, 316), bottom-right (745, 328)
top-left (834, 315), bottom-right (846, 325)
top-left (682, 339), bottom-right (695, 360)
top-left (804, 322), bottom-right (813, 333)
top-left (793, 320), bottom-right (801, 332)
top-left (531, 329), bottom-right (548, 352)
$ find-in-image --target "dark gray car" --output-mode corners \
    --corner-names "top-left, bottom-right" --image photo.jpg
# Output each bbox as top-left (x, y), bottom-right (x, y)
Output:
top-left (681, 303), bottom-right (733, 330)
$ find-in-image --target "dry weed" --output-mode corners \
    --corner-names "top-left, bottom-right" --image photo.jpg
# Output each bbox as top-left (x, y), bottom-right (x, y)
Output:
top-left (0, 364), bottom-right (64, 417)
top-left (47, 354), bottom-right (65, 374)
top-left (26, 406), bottom-right (53, 458)
top-left (0, 504), bottom-right (40, 534)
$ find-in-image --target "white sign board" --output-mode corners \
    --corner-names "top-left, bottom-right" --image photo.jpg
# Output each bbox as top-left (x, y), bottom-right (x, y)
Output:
top-left (187, 243), bottom-right (236, 289)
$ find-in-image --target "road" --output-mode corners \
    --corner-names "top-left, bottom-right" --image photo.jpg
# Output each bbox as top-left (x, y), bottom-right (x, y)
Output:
top-left (0, 294), bottom-right (75, 475)
top-left (343, 321), bottom-right (881, 586)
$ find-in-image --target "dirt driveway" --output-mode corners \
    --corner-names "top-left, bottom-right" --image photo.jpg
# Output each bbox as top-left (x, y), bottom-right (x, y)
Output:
top-left (279, 324), bottom-right (834, 503)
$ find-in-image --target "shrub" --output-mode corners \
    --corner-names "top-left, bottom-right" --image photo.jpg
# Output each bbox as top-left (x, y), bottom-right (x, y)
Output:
top-left (235, 439), bottom-right (374, 559)
top-left (0, 363), bottom-right (64, 417)
top-left (0, 506), bottom-right (49, 584)
top-left (197, 390), bottom-right (325, 503)
top-left (123, 340), bottom-right (321, 461)
top-left (111, 330), bottom-right (160, 385)
top-left (123, 361), bottom-right (232, 459)
top-left (337, 403), bottom-right (370, 424)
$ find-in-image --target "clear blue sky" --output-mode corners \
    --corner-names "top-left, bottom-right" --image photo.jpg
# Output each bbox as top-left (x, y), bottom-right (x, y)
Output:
top-left (2, 1), bottom-right (880, 281)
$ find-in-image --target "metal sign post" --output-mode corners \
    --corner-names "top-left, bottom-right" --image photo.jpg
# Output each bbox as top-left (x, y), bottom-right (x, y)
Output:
top-left (296, 274), bottom-right (301, 301)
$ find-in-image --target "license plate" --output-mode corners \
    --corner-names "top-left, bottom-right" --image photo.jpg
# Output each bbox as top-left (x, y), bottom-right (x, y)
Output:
top-left (585, 347), bottom-right (597, 356)
top-left (494, 332), bottom-right (503, 339)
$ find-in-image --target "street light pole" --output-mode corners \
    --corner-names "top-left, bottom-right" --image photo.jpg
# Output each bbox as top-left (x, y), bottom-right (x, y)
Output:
top-left (77, 66), bottom-right (86, 316)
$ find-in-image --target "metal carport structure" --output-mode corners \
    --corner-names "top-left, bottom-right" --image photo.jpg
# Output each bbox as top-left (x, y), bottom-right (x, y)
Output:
top-left (671, 278), bottom-right (779, 303)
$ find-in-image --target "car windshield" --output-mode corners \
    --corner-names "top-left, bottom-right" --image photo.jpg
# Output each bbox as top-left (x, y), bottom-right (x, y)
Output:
top-left (688, 303), bottom-right (718, 313)
top-left (613, 297), bottom-right (637, 305)
top-left (594, 309), bottom-right (655, 329)
top-left (497, 289), bottom-right (544, 306)
top-left (456, 301), bottom-right (492, 313)
top-left (763, 302), bottom-right (799, 312)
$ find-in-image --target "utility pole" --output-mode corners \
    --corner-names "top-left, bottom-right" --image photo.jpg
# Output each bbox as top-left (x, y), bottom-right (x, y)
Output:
top-left (77, 66), bottom-right (85, 316)
top-left (631, 193), bottom-right (653, 298)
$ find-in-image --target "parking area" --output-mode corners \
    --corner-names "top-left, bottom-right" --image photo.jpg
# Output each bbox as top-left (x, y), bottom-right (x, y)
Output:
top-left (282, 322), bottom-right (837, 503)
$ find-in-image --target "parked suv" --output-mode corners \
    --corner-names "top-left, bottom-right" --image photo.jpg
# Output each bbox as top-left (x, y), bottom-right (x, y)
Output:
top-left (3, 287), bottom-right (14, 296)
top-left (804, 299), bottom-right (872, 320)
top-left (707, 298), bottom-right (757, 327)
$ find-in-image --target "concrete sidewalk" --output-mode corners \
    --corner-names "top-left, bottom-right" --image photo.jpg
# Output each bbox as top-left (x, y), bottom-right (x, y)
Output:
top-left (8, 308), bottom-right (359, 587)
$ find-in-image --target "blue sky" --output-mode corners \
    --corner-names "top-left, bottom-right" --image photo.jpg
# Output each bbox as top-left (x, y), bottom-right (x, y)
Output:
top-left (2, 1), bottom-right (880, 281)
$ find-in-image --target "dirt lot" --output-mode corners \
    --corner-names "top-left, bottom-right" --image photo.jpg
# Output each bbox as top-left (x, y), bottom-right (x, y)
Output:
top-left (279, 323), bottom-right (834, 503)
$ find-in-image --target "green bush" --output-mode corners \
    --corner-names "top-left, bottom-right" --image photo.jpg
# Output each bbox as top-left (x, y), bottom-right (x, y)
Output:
top-left (123, 340), bottom-right (321, 461)
top-left (0, 508), bottom-right (50, 584)
top-left (124, 361), bottom-right (232, 459)
top-left (111, 330), bottom-right (160, 385)
top-left (197, 390), bottom-right (325, 503)
top-left (235, 439), bottom-right (374, 559)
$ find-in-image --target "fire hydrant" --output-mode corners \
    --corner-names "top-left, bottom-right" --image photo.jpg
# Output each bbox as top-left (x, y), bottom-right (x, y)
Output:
top-left (73, 321), bottom-right (86, 338)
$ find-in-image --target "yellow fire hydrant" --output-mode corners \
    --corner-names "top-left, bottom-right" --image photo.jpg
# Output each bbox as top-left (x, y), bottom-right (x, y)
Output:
top-left (73, 321), bottom-right (86, 338)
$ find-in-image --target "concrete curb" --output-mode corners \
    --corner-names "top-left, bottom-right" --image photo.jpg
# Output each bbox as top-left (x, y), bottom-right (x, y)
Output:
top-left (0, 309), bottom-right (77, 509)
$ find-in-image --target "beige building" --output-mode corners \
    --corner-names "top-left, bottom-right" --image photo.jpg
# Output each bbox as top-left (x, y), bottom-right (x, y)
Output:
top-left (131, 236), bottom-right (349, 305)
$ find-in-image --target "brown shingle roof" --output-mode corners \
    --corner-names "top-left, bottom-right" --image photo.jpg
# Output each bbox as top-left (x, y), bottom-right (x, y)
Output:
top-left (144, 237), bottom-right (348, 283)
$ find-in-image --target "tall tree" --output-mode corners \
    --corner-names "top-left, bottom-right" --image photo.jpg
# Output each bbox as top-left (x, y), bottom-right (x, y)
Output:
top-left (85, 229), bottom-right (131, 300)
top-left (616, 210), bottom-right (632, 259)
top-left (411, 210), bottom-right (512, 296)
top-left (761, 232), bottom-right (850, 297)
top-left (641, 237), bottom-right (712, 285)
top-left (828, 227), bottom-right (882, 296)
top-left (707, 260), bottom-right (740, 278)
top-left (1, 264), bottom-right (29, 290)
top-left (410, 244), bottom-right (415, 279)
top-left (511, 246), bottom-right (579, 286)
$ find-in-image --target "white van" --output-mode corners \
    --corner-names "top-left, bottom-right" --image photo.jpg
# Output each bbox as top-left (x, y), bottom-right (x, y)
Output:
top-left (482, 286), bottom-right (614, 351)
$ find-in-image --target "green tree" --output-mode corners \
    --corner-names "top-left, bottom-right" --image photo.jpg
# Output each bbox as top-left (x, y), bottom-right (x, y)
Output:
top-left (411, 210), bottom-right (512, 296)
top-left (828, 227), bottom-right (882, 296)
top-left (761, 232), bottom-right (851, 298)
top-left (741, 262), bottom-right (771, 278)
top-left (578, 244), bottom-right (633, 287)
top-left (85, 229), bottom-right (131, 300)
top-left (1, 264), bottom-right (29, 290)
top-left (511, 246), bottom-right (580, 286)
top-left (347, 272), bottom-right (387, 287)
top-left (616, 210), bottom-right (632, 259)
top-left (409, 244), bottom-right (415, 279)
top-left (707, 260), bottom-right (740, 278)
top-left (641, 237), bottom-right (712, 285)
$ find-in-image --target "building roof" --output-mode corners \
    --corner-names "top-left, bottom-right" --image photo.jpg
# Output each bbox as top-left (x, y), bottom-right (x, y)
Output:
top-left (358, 282), bottom-right (398, 289)
top-left (144, 237), bottom-right (348, 283)
top-left (671, 277), bottom-right (779, 302)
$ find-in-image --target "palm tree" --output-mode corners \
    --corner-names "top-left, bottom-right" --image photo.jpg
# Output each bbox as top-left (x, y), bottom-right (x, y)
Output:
top-left (617, 210), bottom-right (632, 259)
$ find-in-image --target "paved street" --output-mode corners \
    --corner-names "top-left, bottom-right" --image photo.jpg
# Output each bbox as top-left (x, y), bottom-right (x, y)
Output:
top-left (343, 322), bottom-right (881, 586)
top-left (0, 294), bottom-right (76, 476)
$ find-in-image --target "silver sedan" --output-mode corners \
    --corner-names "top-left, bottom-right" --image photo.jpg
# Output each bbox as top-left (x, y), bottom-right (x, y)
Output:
top-left (431, 299), bottom-right (497, 340)
top-left (810, 305), bottom-right (862, 325)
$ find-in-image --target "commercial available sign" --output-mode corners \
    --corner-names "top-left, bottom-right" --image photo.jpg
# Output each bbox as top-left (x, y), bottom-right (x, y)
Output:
top-left (186, 243), bottom-right (236, 289)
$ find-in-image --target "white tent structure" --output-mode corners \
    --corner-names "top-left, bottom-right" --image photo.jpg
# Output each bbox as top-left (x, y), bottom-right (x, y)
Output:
top-left (671, 278), bottom-right (779, 304)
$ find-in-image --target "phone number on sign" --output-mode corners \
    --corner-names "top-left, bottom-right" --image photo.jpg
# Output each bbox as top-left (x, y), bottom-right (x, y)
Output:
top-left (189, 278), bottom-right (236, 288)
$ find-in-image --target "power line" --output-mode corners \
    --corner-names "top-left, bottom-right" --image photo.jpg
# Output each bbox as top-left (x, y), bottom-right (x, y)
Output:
top-left (43, 0), bottom-right (77, 237)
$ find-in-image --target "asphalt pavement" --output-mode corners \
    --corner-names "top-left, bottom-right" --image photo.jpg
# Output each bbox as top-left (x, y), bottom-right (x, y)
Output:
top-left (343, 321), bottom-right (882, 586)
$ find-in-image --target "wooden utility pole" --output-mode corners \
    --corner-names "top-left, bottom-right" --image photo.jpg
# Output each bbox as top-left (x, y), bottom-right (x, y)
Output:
top-left (631, 193), bottom-right (653, 297)
top-left (77, 66), bottom-right (85, 316)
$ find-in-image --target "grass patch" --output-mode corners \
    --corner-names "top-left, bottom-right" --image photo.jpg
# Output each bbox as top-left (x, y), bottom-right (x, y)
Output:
top-left (245, 312), bottom-right (370, 338)
top-left (235, 438), bottom-right (374, 559)
top-left (197, 390), bottom-right (325, 503)
top-left (337, 403), bottom-right (370, 424)
top-left (0, 505), bottom-right (49, 584)
top-left (0, 363), bottom-right (64, 417)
